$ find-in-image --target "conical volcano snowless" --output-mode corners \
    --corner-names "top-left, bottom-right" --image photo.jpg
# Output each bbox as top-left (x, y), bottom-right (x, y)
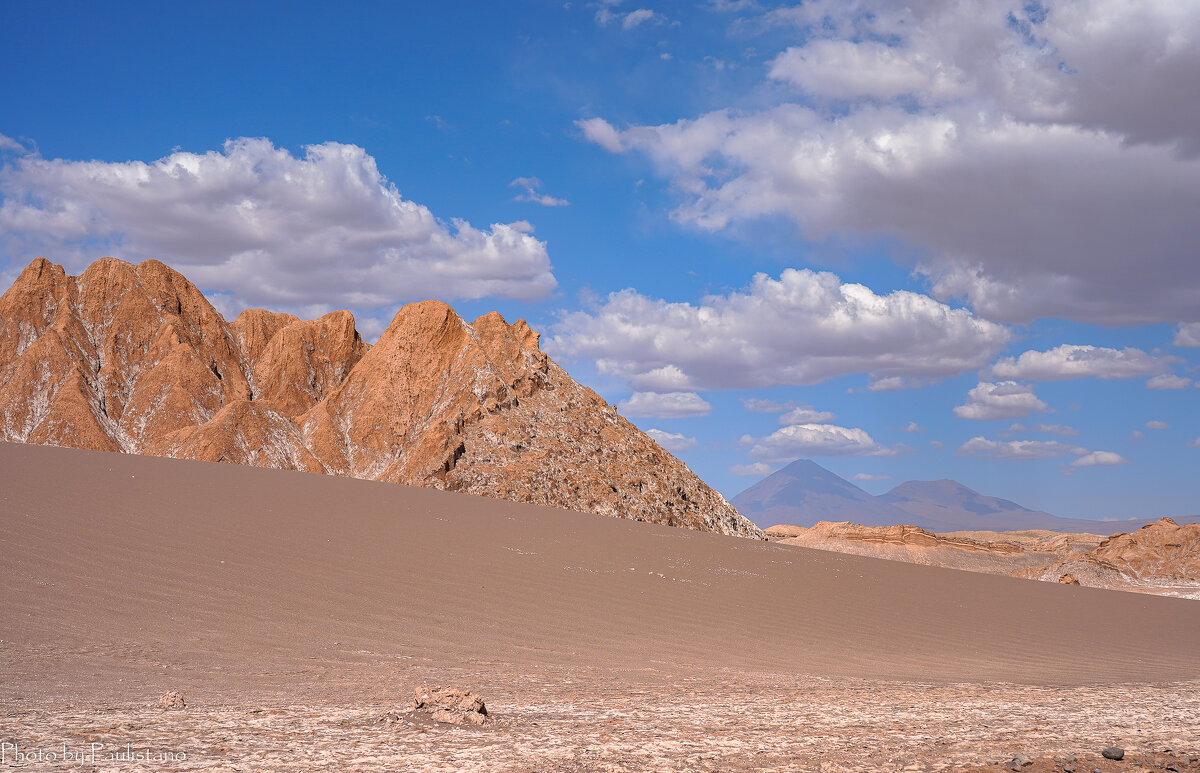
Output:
top-left (0, 257), bottom-right (761, 538)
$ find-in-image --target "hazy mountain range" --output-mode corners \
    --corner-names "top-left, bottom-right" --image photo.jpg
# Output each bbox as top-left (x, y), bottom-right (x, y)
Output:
top-left (732, 459), bottom-right (1200, 533)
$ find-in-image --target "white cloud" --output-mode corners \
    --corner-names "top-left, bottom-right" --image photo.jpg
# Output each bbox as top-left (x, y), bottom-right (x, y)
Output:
top-left (745, 423), bottom-right (898, 462)
top-left (957, 436), bottom-right (1086, 461)
top-left (1071, 451), bottom-right (1129, 468)
top-left (1190, 438), bottom-right (1200, 448)
top-left (0, 134), bottom-right (26, 153)
top-left (1130, 429), bottom-right (1145, 441)
top-left (900, 421), bottom-right (924, 433)
top-left (622, 8), bottom-right (661, 28)
top-left (581, 1), bottom-right (1200, 324)
top-left (618, 391), bottom-right (712, 418)
top-left (852, 472), bottom-right (891, 481)
top-left (741, 397), bottom-right (798, 413)
top-left (731, 462), bottom-right (773, 476)
top-left (510, 176), bottom-right (569, 207)
top-left (644, 428), bottom-right (698, 453)
top-left (1146, 420), bottom-right (1169, 430)
top-left (989, 345), bottom-right (1165, 381)
top-left (577, 118), bottom-right (627, 153)
top-left (1000, 422), bottom-right (1079, 437)
top-left (1032, 423), bottom-right (1080, 437)
top-left (866, 376), bottom-right (910, 392)
top-left (769, 40), bottom-right (966, 102)
top-left (595, 5), bottom-right (664, 28)
top-left (1175, 323), bottom-right (1200, 347)
top-left (550, 268), bottom-right (1008, 390)
top-left (953, 381), bottom-right (1049, 421)
top-left (0, 138), bottom-right (557, 312)
top-left (778, 405), bottom-right (836, 425)
top-left (1147, 373), bottom-right (1193, 389)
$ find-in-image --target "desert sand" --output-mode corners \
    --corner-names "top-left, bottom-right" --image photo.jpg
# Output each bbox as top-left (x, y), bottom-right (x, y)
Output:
top-left (3, 441), bottom-right (1199, 771)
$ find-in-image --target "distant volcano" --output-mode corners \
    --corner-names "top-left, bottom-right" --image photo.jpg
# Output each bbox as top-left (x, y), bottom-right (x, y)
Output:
top-left (733, 459), bottom-right (1200, 532)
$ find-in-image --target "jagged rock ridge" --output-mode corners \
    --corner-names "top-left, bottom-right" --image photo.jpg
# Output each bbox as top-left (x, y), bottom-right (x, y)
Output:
top-left (0, 257), bottom-right (761, 539)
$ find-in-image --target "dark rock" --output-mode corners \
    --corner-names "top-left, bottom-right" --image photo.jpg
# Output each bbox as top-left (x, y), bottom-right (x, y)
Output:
top-left (1104, 747), bottom-right (1126, 761)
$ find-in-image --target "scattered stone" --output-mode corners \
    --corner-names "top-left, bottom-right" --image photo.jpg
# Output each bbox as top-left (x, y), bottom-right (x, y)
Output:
top-left (409, 686), bottom-right (490, 726)
top-left (1104, 747), bottom-right (1126, 761)
top-left (1058, 573), bottom-right (1081, 585)
top-left (1010, 754), bottom-right (1033, 768)
top-left (155, 691), bottom-right (186, 710)
top-left (1064, 765), bottom-right (1076, 772)
top-left (1066, 755), bottom-right (1077, 762)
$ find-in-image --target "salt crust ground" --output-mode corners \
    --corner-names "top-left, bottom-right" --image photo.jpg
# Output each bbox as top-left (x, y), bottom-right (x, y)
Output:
top-left (3, 444), bottom-right (1199, 772)
top-left (4, 664), bottom-right (1198, 772)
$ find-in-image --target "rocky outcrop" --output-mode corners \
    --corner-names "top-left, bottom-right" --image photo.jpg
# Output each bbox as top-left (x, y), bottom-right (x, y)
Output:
top-left (1016, 518), bottom-right (1200, 596)
top-left (1, 257), bottom-right (761, 539)
top-left (0, 257), bottom-right (250, 453)
top-left (771, 521), bottom-right (1094, 575)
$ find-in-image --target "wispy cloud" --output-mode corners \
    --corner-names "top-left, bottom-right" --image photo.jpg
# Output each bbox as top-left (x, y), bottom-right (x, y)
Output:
top-left (510, 176), bottom-right (569, 207)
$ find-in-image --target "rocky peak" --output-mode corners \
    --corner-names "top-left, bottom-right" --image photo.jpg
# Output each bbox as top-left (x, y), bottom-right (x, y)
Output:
top-left (231, 309), bottom-right (301, 366)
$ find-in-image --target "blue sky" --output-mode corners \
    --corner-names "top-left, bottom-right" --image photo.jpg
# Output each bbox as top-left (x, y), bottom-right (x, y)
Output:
top-left (2, 0), bottom-right (1198, 520)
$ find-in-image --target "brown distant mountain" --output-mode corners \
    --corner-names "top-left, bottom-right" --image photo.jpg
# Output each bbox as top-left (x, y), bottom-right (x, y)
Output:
top-left (0, 257), bottom-right (761, 538)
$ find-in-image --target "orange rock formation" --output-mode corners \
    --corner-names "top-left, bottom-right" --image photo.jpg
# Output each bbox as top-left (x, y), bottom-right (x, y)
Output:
top-left (0, 257), bottom-right (761, 538)
top-left (1017, 517), bottom-right (1200, 595)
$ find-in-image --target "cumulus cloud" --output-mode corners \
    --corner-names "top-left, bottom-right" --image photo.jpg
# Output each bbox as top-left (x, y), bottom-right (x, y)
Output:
top-left (957, 437), bottom-right (1085, 460)
top-left (1146, 420), bottom-right (1169, 430)
top-left (744, 423), bottom-right (898, 462)
top-left (989, 345), bottom-right (1165, 381)
top-left (852, 472), bottom-right (891, 481)
top-left (550, 268), bottom-right (1008, 391)
top-left (0, 137), bottom-right (557, 313)
top-left (618, 391), bottom-right (712, 418)
top-left (622, 8), bottom-right (662, 28)
top-left (900, 421), bottom-right (924, 433)
top-left (1070, 451), bottom-right (1129, 468)
top-left (769, 40), bottom-right (966, 102)
top-left (581, 1), bottom-right (1200, 324)
top-left (1176, 323), bottom-right (1200, 347)
top-left (1190, 438), bottom-right (1200, 448)
top-left (1147, 373), bottom-right (1193, 389)
top-left (510, 177), bottom-right (569, 207)
top-left (953, 381), bottom-right (1049, 421)
top-left (644, 428), bottom-right (698, 453)
top-left (778, 405), bottom-right (836, 425)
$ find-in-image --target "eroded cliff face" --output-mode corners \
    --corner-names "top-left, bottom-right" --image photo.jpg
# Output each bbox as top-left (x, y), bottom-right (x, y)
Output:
top-left (1016, 518), bottom-right (1200, 597)
top-left (0, 257), bottom-right (761, 539)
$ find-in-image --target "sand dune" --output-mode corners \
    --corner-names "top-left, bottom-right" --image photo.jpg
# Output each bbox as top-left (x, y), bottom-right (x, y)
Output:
top-left (3, 440), bottom-right (1198, 707)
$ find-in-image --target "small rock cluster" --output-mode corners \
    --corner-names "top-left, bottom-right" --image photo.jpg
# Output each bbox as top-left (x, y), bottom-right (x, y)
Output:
top-left (156, 691), bottom-right (186, 711)
top-left (998, 746), bottom-right (1200, 772)
top-left (405, 686), bottom-right (490, 726)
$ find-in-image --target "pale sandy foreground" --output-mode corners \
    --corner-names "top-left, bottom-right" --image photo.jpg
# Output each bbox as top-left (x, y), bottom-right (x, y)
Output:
top-left (2, 443), bottom-right (1199, 772)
